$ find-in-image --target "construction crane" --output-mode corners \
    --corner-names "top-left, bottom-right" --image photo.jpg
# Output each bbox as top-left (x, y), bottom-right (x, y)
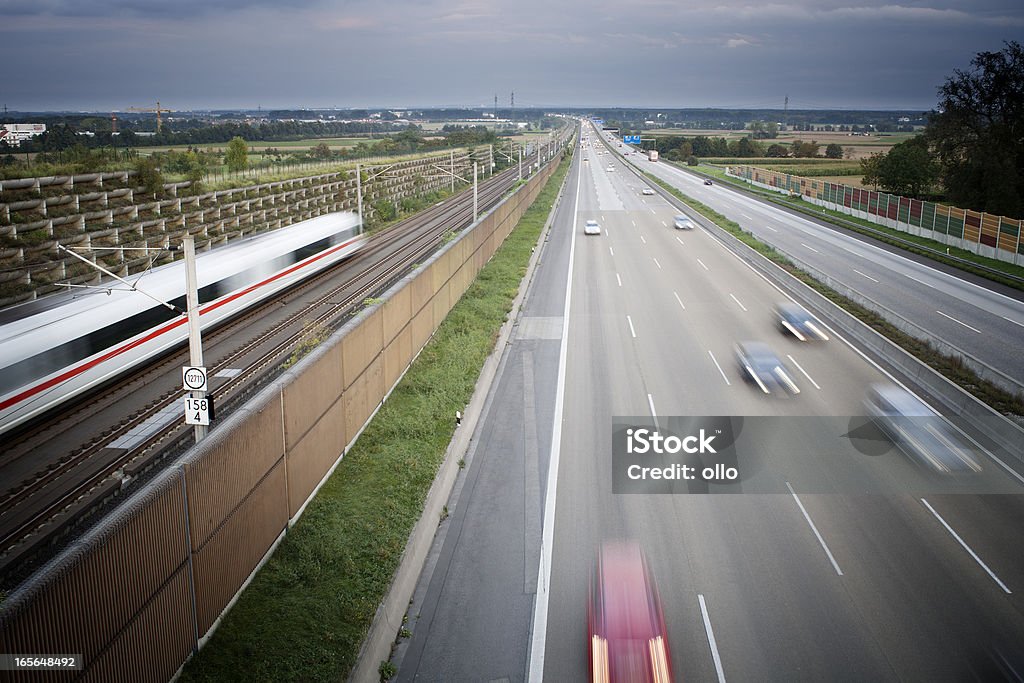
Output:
top-left (126, 101), bottom-right (171, 133)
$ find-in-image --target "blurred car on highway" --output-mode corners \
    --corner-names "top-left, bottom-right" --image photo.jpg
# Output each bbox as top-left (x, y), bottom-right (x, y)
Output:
top-left (584, 219), bottom-right (602, 236)
top-left (735, 341), bottom-right (800, 395)
top-left (775, 301), bottom-right (829, 341)
top-left (673, 215), bottom-right (695, 230)
top-left (864, 384), bottom-right (981, 473)
top-left (703, 179), bottom-right (713, 186)
top-left (607, 165), bottom-right (615, 172)
top-left (641, 187), bottom-right (655, 196)
top-left (589, 541), bottom-right (674, 683)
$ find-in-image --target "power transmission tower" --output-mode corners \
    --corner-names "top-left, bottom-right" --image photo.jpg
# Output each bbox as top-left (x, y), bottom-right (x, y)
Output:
top-left (782, 94), bottom-right (789, 132)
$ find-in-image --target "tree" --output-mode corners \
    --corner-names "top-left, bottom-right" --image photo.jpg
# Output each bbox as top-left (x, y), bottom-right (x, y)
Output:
top-left (861, 137), bottom-right (938, 197)
top-left (825, 143), bottom-right (843, 159)
top-left (134, 157), bottom-right (164, 197)
top-left (791, 140), bottom-right (820, 158)
top-left (765, 144), bottom-right (789, 158)
top-left (749, 120), bottom-right (779, 139)
top-left (225, 136), bottom-right (249, 173)
top-left (311, 142), bottom-right (332, 160)
top-left (925, 41), bottom-right (1024, 216)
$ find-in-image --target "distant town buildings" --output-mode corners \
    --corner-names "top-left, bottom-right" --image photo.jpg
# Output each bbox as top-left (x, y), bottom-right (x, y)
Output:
top-left (0, 123), bottom-right (46, 147)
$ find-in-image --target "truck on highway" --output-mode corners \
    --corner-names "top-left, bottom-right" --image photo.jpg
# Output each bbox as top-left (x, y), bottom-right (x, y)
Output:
top-left (647, 149), bottom-right (659, 162)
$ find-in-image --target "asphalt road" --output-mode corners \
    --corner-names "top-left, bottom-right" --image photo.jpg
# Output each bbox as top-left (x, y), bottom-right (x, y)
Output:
top-left (602, 131), bottom-right (1024, 387)
top-left (396, 125), bottom-right (1024, 682)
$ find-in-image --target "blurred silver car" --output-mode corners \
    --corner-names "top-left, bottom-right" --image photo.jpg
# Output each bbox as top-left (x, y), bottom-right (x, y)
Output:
top-left (775, 302), bottom-right (829, 341)
top-left (735, 342), bottom-right (800, 395)
top-left (864, 384), bottom-right (981, 473)
top-left (673, 215), bottom-right (695, 230)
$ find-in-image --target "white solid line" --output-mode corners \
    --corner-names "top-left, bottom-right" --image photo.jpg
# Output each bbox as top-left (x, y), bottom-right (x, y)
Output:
top-left (729, 293), bottom-right (747, 312)
top-left (1003, 316), bottom-right (1024, 329)
top-left (527, 149), bottom-right (581, 683)
top-left (647, 393), bottom-right (658, 425)
top-left (627, 315), bottom-right (637, 338)
top-left (699, 595), bottom-right (727, 683)
top-left (616, 273), bottom-right (622, 287)
top-left (853, 269), bottom-right (880, 283)
top-left (609, 246), bottom-right (614, 257)
top-left (653, 258), bottom-right (662, 270)
top-left (640, 235), bottom-right (647, 244)
top-left (673, 291), bottom-right (686, 310)
top-left (921, 498), bottom-right (1011, 594)
top-left (801, 242), bottom-right (820, 253)
top-left (786, 354), bottom-right (821, 390)
top-left (708, 350), bottom-right (730, 385)
top-left (905, 273), bottom-right (933, 288)
top-left (764, 225), bottom-right (778, 232)
top-left (675, 236), bottom-right (685, 246)
top-left (697, 258), bottom-right (709, 271)
top-left (786, 481), bottom-right (843, 576)
top-left (936, 310), bottom-right (982, 334)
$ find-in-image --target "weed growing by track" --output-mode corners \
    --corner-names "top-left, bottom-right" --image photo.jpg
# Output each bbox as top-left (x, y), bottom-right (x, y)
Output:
top-left (179, 154), bottom-right (571, 682)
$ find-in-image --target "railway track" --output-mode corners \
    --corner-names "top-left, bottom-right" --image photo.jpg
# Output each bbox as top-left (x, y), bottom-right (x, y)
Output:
top-left (0, 155), bottom-right (548, 586)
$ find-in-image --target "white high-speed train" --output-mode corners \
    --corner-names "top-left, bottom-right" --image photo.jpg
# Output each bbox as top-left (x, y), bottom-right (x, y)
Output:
top-left (0, 212), bottom-right (364, 436)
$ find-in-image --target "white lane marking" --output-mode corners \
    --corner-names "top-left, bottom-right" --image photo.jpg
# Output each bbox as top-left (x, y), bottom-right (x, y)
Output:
top-left (627, 315), bottom-right (637, 338)
top-left (853, 269), bottom-right (880, 283)
top-left (632, 220), bottom-right (636, 227)
top-left (527, 147), bottom-right (580, 682)
top-left (936, 310), bottom-right (982, 334)
top-left (764, 225), bottom-right (778, 232)
top-left (708, 350), bottom-right (730, 385)
top-left (729, 293), bottom-right (747, 312)
top-left (786, 354), bottom-right (821, 390)
top-left (640, 235), bottom-right (647, 244)
top-left (801, 242), bottom-right (820, 253)
top-left (905, 272), bottom-right (933, 288)
top-left (650, 207), bottom-right (656, 214)
top-left (604, 228), bottom-right (609, 236)
top-left (673, 291), bottom-right (686, 310)
top-left (697, 258), bottom-right (709, 271)
top-left (647, 393), bottom-right (658, 427)
top-left (1003, 316), bottom-right (1024, 328)
top-left (921, 498), bottom-right (1011, 594)
top-left (609, 246), bottom-right (614, 257)
top-left (675, 236), bottom-right (685, 246)
top-left (741, 213), bottom-right (752, 220)
top-left (662, 220), bottom-right (668, 227)
top-left (616, 273), bottom-right (622, 287)
top-left (653, 258), bottom-right (662, 270)
top-left (699, 595), bottom-right (727, 683)
top-left (786, 482), bottom-right (843, 576)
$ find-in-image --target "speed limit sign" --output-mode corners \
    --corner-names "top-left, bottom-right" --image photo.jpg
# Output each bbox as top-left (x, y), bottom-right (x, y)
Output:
top-left (182, 366), bottom-right (208, 392)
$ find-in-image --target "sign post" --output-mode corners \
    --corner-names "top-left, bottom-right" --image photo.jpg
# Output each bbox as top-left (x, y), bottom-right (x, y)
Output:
top-left (183, 236), bottom-right (208, 441)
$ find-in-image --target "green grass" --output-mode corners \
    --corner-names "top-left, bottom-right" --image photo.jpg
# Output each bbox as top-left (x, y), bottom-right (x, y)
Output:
top-left (178, 152), bottom-right (571, 683)
top-left (644, 171), bottom-right (1024, 417)
top-left (687, 163), bottom-right (1024, 291)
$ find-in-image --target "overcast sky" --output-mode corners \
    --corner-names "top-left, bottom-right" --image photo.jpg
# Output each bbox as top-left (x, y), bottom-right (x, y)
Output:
top-left (1, 0), bottom-right (1021, 112)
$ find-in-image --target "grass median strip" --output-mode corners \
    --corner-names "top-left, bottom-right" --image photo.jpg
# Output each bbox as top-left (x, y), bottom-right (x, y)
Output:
top-left (689, 163), bottom-right (1024, 291)
top-left (180, 153), bottom-right (571, 682)
top-left (646, 172), bottom-right (1024, 418)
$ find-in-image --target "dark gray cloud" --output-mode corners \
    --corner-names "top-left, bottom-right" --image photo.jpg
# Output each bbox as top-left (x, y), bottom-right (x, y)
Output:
top-left (0, 0), bottom-right (1021, 111)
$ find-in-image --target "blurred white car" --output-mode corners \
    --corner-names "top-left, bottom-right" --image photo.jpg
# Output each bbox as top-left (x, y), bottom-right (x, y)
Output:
top-left (673, 215), bottom-right (695, 230)
top-left (584, 219), bottom-right (601, 235)
top-left (641, 188), bottom-right (655, 196)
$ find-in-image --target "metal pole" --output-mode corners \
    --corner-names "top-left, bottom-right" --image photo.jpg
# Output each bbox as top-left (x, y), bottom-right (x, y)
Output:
top-left (473, 162), bottom-right (478, 221)
top-left (518, 146), bottom-right (522, 181)
top-left (489, 144), bottom-right (493, 175)
top-left (450, 150), bottom-right (455, 193)
top-left (356, 163), bottom-right (363, 228)
top-left (184, 236), bottom-right (207, 442)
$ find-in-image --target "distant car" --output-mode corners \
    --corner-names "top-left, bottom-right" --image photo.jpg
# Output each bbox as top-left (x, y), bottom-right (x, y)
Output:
top-left (735, 341), bottom-right (800, 395)
top-left (584, 157), bottom-right (589, 162)
top-left (641, 187), bottom-right (655, 196)
top-left (584, 219), bottom-right (601, 235)
top-left (589, 541), bottom-right (674, 683)
top-left (775, 302), bottom-right (829, 341)
top-left (606, 166), bottom-right (615, 172)
top-left (703, 179), bottom-right (713, 186)
top-left (673, 215), bottom-right (695, 230)
top-left (864, 384), bottom-right (981, 473)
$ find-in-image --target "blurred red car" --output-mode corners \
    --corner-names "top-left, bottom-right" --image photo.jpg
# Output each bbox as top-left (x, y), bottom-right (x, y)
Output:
top-left (588, 541), bottom-right (674, 683)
